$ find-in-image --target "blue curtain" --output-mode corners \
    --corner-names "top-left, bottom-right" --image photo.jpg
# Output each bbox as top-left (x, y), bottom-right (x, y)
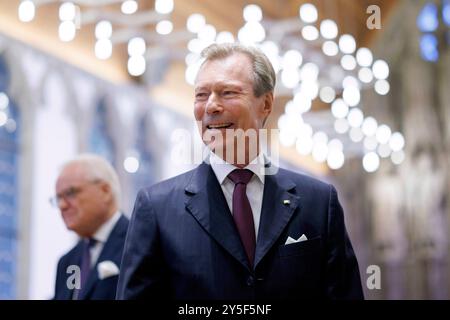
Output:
top-left (88, 97), bottom-right (116, 166)
top-left (132, 116), bottom-right (155, 198)
top-left (0, 55), bottom-right (19, 299)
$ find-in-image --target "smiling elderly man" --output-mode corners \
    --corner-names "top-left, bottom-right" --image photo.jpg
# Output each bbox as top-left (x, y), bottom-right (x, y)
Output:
top-left (117, 43), bottom-right (364, 300)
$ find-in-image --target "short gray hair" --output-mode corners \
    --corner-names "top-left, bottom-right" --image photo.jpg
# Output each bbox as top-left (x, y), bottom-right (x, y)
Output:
top-left (60, 153), bottom-right (121, 206)
top-left (200, 43), bottom-right (276, 97)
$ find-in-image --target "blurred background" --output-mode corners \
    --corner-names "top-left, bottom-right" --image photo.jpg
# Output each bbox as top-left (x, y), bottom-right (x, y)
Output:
top-left (0, 0), bottom-right (449, 299)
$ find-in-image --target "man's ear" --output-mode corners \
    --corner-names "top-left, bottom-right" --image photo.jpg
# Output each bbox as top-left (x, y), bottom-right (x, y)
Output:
top-left (263, 92), bottom-right (274, 114)
top-left (261, 91), bottom-right (274, 127)
top-left (100, 182), bottom-right (111, 196)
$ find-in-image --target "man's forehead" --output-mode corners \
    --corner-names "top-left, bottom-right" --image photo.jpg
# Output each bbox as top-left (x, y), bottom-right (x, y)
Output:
top-left (195, 54), bottom-right (253, 86)
top-left (195, 79), bottom-right (245, 89)
top-left (200, 52), bottom-right (251, 70)
top-left (57, 163), bottom-right (87, 185)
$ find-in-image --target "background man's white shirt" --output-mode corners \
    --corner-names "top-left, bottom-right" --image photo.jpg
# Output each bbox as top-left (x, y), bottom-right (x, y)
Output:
top-left (88, 210), bottom-right (121, 267)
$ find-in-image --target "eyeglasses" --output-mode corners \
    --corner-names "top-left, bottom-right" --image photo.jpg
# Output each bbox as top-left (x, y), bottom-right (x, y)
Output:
top-left (49, 180), bottom-right (102, 208)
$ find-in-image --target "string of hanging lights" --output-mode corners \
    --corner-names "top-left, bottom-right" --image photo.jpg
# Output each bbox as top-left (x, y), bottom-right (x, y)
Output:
top-left (183, 3), bottom-right (405, 173)
top-left (15, 1), bottom-right (406, 173)
top-left (17, 0), bottom-right (184, 77)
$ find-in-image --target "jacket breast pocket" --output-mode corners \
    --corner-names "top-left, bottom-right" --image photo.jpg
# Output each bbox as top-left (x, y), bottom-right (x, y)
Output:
top-left (278, 236), bottom-right (322, 258)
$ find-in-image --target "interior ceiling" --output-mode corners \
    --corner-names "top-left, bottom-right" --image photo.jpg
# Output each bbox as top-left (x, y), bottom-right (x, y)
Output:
top-left (0, 0), bottom-right (399, 174)
top-left (0, 0), bottom-right (399, 82)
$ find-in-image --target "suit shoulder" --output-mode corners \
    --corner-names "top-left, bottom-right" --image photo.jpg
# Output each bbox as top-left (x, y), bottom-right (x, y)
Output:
top-left (116, 214), bottom-right (130, 230)
top-left (277, 167), bottom-right (332, 193)
top-left (137, 167), bottom-right (196, 200)
top-left (57, 242), bottom-right (81, 268)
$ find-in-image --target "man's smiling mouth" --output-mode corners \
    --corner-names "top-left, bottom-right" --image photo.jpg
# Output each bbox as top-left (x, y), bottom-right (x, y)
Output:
top-left (206, 123), bottom-right (233, 129)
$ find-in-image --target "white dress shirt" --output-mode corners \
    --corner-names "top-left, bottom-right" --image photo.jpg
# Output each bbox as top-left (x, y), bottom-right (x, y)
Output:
top-left (209, 152), bottom-right (266, 240)
top-left (86, 210), bottom-right (121, 267)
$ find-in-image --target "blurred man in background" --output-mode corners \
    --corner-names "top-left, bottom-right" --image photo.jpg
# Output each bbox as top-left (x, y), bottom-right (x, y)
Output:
top-left (52, 154), bottom-right (128, 300)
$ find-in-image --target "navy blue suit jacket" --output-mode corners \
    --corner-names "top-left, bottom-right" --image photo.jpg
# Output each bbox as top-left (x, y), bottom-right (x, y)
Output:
top-left (53, 215), bottom-right (129, 300)
top-left (117, 163), bottom-right (363, 299)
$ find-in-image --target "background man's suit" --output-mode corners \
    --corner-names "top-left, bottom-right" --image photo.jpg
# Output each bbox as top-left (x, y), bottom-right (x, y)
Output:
top-left (54, 215), bottom-right (128, 300)
top-left (117, 163), bottom-right (364, 299)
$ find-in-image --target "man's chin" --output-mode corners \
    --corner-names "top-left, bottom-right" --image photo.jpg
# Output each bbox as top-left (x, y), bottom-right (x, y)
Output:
top-left (203, 140), bottom-right (229, 154)
top-left (63, 218), bottom-right (77, 231)
top-left (205, 142), bottom-right (254, 166)
top-left (65, 223), bottom-right (76, 232)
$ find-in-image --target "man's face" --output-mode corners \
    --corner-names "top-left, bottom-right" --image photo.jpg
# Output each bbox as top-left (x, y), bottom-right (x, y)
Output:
top-left (194, 53), bottom-right (273, 164)
top-left (55, 164), bottom-right (110, 238)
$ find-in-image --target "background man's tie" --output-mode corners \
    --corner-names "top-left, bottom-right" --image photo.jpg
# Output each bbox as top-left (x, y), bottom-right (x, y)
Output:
top-left (73, 238), bottom-right (96, 299)
top-left (228, 169), bottom-right (256, 268)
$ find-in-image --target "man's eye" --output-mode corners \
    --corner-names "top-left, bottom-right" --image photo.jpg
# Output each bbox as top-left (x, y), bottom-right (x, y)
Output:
top-left (223, 91), bottom-right (236, 96)
top-left (65, 188), bottom-right (77, 197)
top-left (196, 93), bottom-right (208, 99)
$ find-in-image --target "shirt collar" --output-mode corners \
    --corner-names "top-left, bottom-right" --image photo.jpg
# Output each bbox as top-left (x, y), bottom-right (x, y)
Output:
top-left (209, 151), bottom-right (266, 185)
top-left (91, 211), bottom-right (121, 244)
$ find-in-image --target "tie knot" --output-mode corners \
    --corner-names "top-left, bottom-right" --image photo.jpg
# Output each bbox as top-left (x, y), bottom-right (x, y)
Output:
top-left (84, 238), bottom-right (97, 248)
top-left (228, 169), bottom-right (254, 185)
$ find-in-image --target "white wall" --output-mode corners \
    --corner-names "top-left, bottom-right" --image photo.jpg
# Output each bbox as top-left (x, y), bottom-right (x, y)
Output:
top-left (28, 72), bottom-right (78, 299)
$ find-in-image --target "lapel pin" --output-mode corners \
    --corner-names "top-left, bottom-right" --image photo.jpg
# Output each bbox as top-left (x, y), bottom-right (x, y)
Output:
top-left (283, 200), bottom-right (290, 205)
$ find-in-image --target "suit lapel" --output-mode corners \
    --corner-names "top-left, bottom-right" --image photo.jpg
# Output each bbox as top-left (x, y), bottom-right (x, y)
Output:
top-left (79, 215), bottom-right (127, 299)
top-left (254, 170), bottom-right (301, 268)
top-left (79, 262), bottom-right (99, 300)
top-left (63, 242), bottom-right (83, 300)
top-left (185, 163), bottom-right (251, 271)
top-left (62, 287), bottom-right (74, 300)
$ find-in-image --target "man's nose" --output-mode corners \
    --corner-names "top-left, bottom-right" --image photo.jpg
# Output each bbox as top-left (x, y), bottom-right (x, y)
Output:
top-left (58, 197), bottom-right (69, 210)
top-left (205, 93), bottom-right (223, 114)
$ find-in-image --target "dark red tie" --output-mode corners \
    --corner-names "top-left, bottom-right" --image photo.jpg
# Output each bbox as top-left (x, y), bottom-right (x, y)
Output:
top-left (228, 169), bottom-right (256, 268)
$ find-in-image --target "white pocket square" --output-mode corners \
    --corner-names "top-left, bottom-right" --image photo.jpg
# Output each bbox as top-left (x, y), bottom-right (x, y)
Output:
top-left (97, 260), bottom-right (119, 280)
top-left (285, 234), bottom-right (308, 245)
